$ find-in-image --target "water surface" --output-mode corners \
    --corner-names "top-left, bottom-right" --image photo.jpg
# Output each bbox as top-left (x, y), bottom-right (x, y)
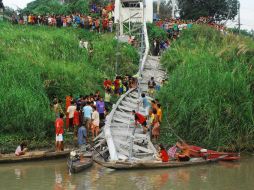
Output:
top-left (0, 156), bottom-right (253, 190)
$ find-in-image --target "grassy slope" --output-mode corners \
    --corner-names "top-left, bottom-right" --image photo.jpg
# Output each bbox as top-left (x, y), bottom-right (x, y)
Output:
top-left (159, 25), bottom-right (254, 151)
top-left (0, 22), bottom-right (138, 152)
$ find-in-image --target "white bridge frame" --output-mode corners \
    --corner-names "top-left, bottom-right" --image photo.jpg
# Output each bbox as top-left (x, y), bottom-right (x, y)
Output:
top-left (103, 0), bottom-right (152, 161)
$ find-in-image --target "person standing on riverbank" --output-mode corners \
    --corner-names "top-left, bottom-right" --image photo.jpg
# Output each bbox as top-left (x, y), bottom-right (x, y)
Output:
top-left (96, 97), bottom-right (105, 120)
top-left (55, 113), bottom-right (64, 151)
top-left (73, 107), bottom-right (80, 137)
top-left (83, 102), bottom-right (93, 130)
top-left (91, 106), bottom-right (100, 139)
top-left (67, 101), bottom-right (76, 132)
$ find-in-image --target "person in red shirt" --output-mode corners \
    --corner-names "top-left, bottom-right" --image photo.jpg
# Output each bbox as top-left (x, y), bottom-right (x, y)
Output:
top-left (55, 113), bottom-right (64, 151)
top-left (132, 110), bottom-right (147, 133)
top-left (103, 78), bottom-right (112, 90)
top-left (73, 107), bottom-right (80, 137)
top-left (158, 144), bottom-right (169, 162)
top-left (114, 77), bottom-right (120, 95)
top-left (102, 18), bottom-right (108, 33)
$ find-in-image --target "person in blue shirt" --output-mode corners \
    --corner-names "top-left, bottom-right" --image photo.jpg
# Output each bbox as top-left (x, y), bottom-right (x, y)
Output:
top-left (82, 102), bottom-right (93, 129)
top-left (78, 125), bottom-right (87, 162)
top-left (75, 14), bottom-right (80, 25)
top-left (139, 93), bottom-right (151, 117)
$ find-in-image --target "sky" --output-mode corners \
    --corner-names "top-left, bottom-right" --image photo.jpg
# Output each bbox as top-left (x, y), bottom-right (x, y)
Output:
top-left (2, 0), bottom-right (254, 30)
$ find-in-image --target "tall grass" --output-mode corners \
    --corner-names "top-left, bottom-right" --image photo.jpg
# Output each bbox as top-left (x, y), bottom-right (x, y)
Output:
top-left (159, 25), bottom-right (254, 151)
top-left (0, 22), bottom-right (138, 140)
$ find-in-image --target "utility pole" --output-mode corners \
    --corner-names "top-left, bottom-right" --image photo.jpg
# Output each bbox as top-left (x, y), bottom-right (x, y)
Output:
top-left (238, 1), bottom-right (241, 34)
top-left (157, 0), bottom-right (160, 16)
top-left (172, 0), bottom-right (175, 19)
top-left (115, 21), bottom-right (120, 76)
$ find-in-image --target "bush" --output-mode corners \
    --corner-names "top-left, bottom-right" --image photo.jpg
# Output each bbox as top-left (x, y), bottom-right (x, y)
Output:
top-left (159, 25), bottom-right (254, 151)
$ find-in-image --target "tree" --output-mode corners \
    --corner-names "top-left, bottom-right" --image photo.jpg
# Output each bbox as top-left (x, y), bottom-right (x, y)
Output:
top-left (0, 0), bottom-right (4, 9)
top-left (153, 0), bottom-right (172, 19)
top-left (22, 0), bottom-right (62, 14)
top-left (22, 0), bottom-right (91, 15)
top-left (178, 0), bottom-right (239, 21)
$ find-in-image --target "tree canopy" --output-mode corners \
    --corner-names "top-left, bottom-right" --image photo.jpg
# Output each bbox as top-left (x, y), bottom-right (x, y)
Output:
top-left (178, 0), bottom-right (239, 21)
top-left (22, 0), bottom-right (90, 15)
top-left (153, 0), bottom-right (172, 19)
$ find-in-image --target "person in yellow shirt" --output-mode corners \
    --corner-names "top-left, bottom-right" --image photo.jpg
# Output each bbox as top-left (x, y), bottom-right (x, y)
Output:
top-left (28, 14), bottom-right (32, 24)
top-left (157, 104), bottom-right (162, 123)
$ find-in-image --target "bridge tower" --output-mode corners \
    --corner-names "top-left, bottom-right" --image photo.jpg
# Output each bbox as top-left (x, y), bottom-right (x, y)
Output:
top-left (114, 0), bottom-right (153, 36)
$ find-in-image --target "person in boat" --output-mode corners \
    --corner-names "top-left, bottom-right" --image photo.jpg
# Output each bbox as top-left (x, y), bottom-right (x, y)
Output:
top-left (77, 125), bottom-right (87, 162)
top-left (175, 141), bottom-right (191, 161)
top-left (156, 144), bottom-right (169, 162)
top-left (15, 142), bottom-right (28, 156)
top-left (132, 110), bottom-right (148, 133)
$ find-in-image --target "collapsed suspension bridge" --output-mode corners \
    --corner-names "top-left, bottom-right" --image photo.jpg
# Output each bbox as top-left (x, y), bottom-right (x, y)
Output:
top-left (94, 0), bottom-right (167, 162)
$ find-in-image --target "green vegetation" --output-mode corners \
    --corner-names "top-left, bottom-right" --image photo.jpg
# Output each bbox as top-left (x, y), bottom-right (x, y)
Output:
top-left (0, 22), bottom-right (138, 153)
top-left (159, 25), bottom-right (254, 151)
top-left (147, 23), bottom-right (168, 42)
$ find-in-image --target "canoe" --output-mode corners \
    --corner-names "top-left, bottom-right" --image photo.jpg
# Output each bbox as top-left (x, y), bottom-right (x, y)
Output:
top-left (0, 150), bottom-right (70, 164)
top-left (189, 145), bottom-right (240, 161)
top-left (67, 158), bottom-right (93, 173)
top-left (93, 156), bottom-right (225, 170)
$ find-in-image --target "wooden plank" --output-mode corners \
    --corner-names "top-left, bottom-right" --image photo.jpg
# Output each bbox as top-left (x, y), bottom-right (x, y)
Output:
top-left (114, 139), bottom-right (154, 154)
top-left (118, 105), bottom-right (134, 112)
top-left (113, 117), bottom-right (132, 125)
top-left (114, 111), bottom-right (132, 118)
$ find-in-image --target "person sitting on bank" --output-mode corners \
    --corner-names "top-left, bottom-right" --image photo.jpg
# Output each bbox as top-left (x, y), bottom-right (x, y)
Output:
top-left (78, 125), bottom-right (87, 162)
top-left (175, 141), bottom-right (190, 161)
top-left (15, 142), bottom-right (28, 156)
top-left (132, 110), bottom-right (147, 133)
top-left (156, 144), bottom-right (169, 162)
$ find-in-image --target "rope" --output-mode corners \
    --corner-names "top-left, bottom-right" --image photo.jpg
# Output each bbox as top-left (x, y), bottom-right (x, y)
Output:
top-left (165, 104), bottom-right (185, 142)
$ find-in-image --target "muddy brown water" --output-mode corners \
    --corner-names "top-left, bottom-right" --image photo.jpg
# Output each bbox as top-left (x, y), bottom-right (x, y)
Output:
top-left (0, 156), bottom-right (253, 190)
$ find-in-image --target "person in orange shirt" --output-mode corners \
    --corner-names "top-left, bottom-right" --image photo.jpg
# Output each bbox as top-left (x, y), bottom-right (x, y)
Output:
top-left (176, 141), bottom-right (190, 161)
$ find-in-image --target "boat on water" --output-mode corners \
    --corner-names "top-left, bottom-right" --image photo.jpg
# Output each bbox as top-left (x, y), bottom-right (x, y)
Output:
top-left (67, 157), bottom-right (93, 173)
top-left (93, 156), bottom-right (225, 170)
top-left (189, 145), bottom-right (240, 161)
top-left (0, 150), bottom-right (70, 164)
top-left (67, 151), bottom-right (93, 173)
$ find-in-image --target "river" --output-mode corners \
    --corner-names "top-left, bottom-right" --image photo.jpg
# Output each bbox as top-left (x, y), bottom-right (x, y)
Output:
top-left (0, 156), bottom-right (253, 190)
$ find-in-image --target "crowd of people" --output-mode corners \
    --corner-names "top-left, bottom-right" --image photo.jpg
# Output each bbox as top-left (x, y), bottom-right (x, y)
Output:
top-left (11, 3), bottom-right (115, 33)
top-left (51, 74), bottom-right (140, 152)
top-left (152, 16), bottom-right (227, 56)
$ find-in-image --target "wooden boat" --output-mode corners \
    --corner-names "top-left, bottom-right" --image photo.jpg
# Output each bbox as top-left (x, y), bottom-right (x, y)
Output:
top-left (67, 157), bottom-right (93, 173)
top-left (0, 150), bottom-right (71, 164)
top-left (94, 156), bottom-right (225, 170)
top-left (189, 145), bottom-right (240, 161)
top-left (67, 152), bottom-right (93, 173)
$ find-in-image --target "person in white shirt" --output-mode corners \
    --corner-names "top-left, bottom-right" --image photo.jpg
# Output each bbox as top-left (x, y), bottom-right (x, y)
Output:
top-left (15, 142), bottom-right (28, 156)
top-left (91, 106), bottom-right (100, 139)
top-left (67, 101), bottom-right (76, 131)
